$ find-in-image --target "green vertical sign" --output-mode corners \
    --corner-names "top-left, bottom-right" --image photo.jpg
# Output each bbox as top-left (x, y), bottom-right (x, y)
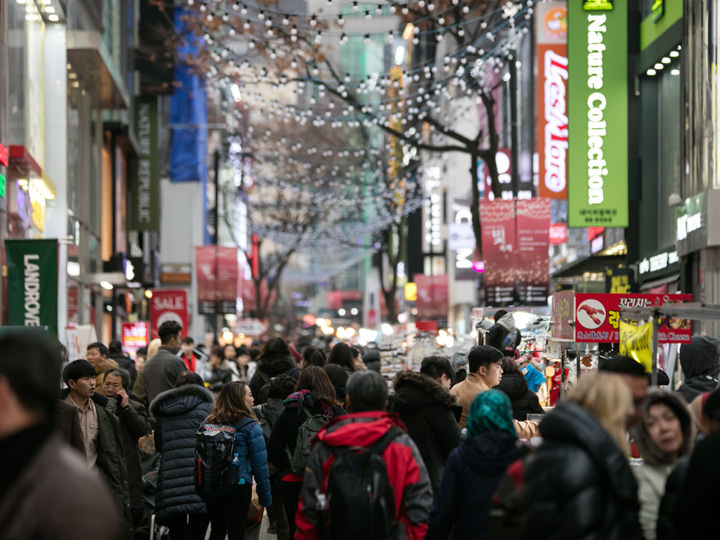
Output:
top-left (6, 239), bottom-right (59, 337)
top-left (568, 0), bottom-right (628, 227)
top-left (130, 96), bottom-right (159, 231)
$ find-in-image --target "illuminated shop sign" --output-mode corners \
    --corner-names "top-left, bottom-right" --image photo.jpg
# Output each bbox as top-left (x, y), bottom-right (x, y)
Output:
top-left (568, 0), bottom-right (628, 227)
top-left (639, 250), bottom-right (679, 275)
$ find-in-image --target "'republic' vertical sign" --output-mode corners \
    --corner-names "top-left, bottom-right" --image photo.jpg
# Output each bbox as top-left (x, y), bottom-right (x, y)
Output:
top-left (131, 96), bottom-right (160, 231)
top-left (536, 1), bottom-right (569, 199)
top-left (568, 0), bottom-right (628, 227)
top-left (6, 239), bottom-right (59, 337)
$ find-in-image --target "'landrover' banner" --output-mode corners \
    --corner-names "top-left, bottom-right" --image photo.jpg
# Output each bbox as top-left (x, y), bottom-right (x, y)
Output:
top-left (6, 239), bottom-right (58, 337)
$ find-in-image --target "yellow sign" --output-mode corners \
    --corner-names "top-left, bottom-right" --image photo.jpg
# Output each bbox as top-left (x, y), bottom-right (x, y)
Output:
top-left (619, 320), bottom-right (653, 373)
top-left (405, 282), bottom-right (417, 302)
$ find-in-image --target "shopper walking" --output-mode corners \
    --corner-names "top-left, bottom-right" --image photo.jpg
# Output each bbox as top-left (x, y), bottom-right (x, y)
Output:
top-left (676, 336), bottom-right (720, 403)
top-left (496, 356), bottom-right (545, 421)
top-left (249, 338), bottom-right (299, 405)
top-left (199, 382), bottom-right (271, 540)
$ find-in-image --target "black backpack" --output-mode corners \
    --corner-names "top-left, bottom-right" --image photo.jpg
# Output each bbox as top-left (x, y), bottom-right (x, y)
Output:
top-left (322, 426), bottom-right (403, 540)
top-left (194, 418), bottom-right (253, 500)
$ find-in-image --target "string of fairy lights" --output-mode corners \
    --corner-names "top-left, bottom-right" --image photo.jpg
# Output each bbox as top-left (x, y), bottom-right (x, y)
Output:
top-left (185, 0), bottom-right (534, 252)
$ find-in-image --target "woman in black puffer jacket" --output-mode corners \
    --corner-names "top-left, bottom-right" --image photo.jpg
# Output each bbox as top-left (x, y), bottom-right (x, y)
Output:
top-left (249, 338), bottom-right (299, 405)
top-left (496, 357), bottom-right (545, 421)
top-left (150, 372), bottom-right (214, 539)
top-left (519, 373), bottom-right (644, 540)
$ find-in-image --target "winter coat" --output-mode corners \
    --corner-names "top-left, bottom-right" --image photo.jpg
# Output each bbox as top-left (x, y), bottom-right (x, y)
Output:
top-left (295, 411), bottom-right (434, 540)
top-left (676, 336), bottom-right (720, 402)
top-left (134, 346), bottom-right (188, 409)
top-left (206, 366), bottom-right (233, 392)
top-left (253, 398), bottom-right (285, 442)
top-left (629, 391), bottom-right (694, 540)
top-left (487, 313), bottom-right (519, 351)
top-left (450, 373), bottom-right (538, 438)
top-left (496, 372), bottom-right (545, 421)
top-left (389, 371), bottom-right (461, 493)
top-left (110, 352), bottom-right (138, 392)
top-left (656, 457), bottom-right (689, 540)
top-left (56, 398), bottom-right (84, 453)
top-left (225, 417), bottom-right (272, 507)
top-left (111, 398), bottom-right (152, 508)
top-left (0, 430), bottom-right (120, 540)
top-left (249, 353), bottom-right (299, 404)
top-left (519, 401), bottom-right (644, 540)
top-left (426, 431), bottom-right (528, 540)
top-left (150, 384), bottom-right (214, 520)
top-left (267, 393), bottom-right (345, 478)
top-left (671, 429), bottom-right (720, 537)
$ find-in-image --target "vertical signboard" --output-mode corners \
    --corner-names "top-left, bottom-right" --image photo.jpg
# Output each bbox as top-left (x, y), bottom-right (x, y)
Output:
top-left (131, 96), bottom-right (160, 231)
top-left (122, 322), bottom-right (150, 357)
top-left (568, 0), bottom-right (628, 227)
top-left (6, 239), bottom-right (58, 336)
top-left (216, 246), bottom-right (239, 314)
top-left (537, 1), bottom-right (569, 199)
top-left (150, 289), bottom-right (189, 338)
top-left (195, 246), bottom-right (217, 314)
top-left (480, 200), bottom-right (516, 305)
top-left (516, 199), bottom-right (551, 304)
top-left (415, 274), bottom-right (449, 319)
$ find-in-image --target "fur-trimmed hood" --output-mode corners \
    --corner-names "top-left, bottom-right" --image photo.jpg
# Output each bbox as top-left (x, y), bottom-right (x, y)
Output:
top-left (630, 390), bottom-right (695, 467)
top-left (392, 370), bottom-right (457, 411)
top-left (149, 383), bottom-right (214, 418)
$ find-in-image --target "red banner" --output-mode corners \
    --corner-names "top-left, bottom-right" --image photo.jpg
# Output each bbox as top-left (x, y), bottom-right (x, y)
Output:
top-left (480, 200), bottom-right (516, 305)
top-left (195, 246), bottom-right (216, 314)
top-left (536, 2), bottom-right (568, 199)
top-left (150, 289), bottom-right (189, 339)
top-left (549, 222), bottom-right (567, 245)
top-left (516, 199), bottom-right (551, 305)
top-left (122, 322), bottom-right (150, 356)
top-left (574, 293), bottom-right (692, 343)
top-left (415, 274), bottom-right (449, 319)
top-left (216, 247), bottom-right (239, 314)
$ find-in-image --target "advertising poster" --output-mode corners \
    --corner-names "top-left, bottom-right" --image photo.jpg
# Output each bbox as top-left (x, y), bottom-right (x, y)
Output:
top-left (216, 246), bottom-right (239, 314)
top-left (568, 0), bottom-right (628, 227)
top-left (516, 199), bottom-right (551, 304)
top-left (619, 320), bottom-right (653, 372)
top-left (574, 293), bottom-right (692, 343)
top-left (6, 239), bottom-right (58, 336)
top-left (536, 1), bottom-right (568, 199)
top-left (415, 274), bottom-right (449, 319)
top-left (122, 322), bottom-right (150, 358)
top-left (195, 246), bottom-right (216, 314)
top-left (480, 200), bottom-right (516, 305)
top-left (150, 289), bottom-right (189, 338)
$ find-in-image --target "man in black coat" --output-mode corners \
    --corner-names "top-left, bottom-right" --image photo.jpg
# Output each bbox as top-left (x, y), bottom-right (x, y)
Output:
top-left (389, 356), bottom-right (461, 494)
top-left (133, 321), bottom-right (187, 408)
top-left (676, 336), bottom-right (720, 403)
top-left (108, 340), bottom-right (138, 393)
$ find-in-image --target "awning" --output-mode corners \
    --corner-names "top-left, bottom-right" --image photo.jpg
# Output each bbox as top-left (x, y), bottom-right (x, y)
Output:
top-left (640, 273), bottom-right (680, 292)
top-left (8, 146), bottom-right (42, 177)
top-left (551, 254), bottom-right (626, 279)
top-left (67, 30), bottom-right (130, 109)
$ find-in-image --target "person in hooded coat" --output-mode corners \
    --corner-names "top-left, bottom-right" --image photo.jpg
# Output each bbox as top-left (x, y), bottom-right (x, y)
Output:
top-left (426, 390), bottom-right (528, 540)
top-left (487, 311), bottom-right (520, 352)
top-left (676, 336), bottom-right (720, 403)
top-left (496, 356), bottom-right (545, 421)
top-left (150, 371), bottom-right (214, 539)
top-left (249, 338), bottom-right (299, 405)
top-left (629, 391), bottom-right (694, 540)
top-left (518, 373), bottom-right (644, 540)
top-left (389, 366), bottom-right (461, 494)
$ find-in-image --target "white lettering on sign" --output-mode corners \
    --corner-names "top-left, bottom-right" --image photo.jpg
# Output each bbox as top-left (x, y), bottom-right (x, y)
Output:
top-left (586, 14), bottom-right (608, 206)
top-left (154, 297), bottom-right (185, 311)
top-left (618, 297), bottom-right (652, 309)
top-left (640, 250), bottom-right (679, 275)
top-left (23, 254), bottom-right (41, 326)
top-left (677, 213), bottom-right (702, 241)
top-left (544, 50), bottom-right (569, 193)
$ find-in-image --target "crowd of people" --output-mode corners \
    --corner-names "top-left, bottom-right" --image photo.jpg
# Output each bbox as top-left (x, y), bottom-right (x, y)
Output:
top-left (3, 322), bottom-right (720, 540)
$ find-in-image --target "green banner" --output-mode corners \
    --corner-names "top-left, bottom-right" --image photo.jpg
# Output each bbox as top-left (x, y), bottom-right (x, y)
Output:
top-left (130, 96), bottom-right (159, 231)
top-left (568, 0), bottom-right (628, 227)
top-left (6, 239), bottom-right (58, 337)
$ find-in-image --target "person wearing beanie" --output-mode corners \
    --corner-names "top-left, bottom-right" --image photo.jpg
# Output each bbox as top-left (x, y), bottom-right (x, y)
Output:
top-left (426, 390), bottom-right (527, 540)
top-left (629, 391), bottom-right (694, 540)
top-left (676, 336), bottom-right (720, 403)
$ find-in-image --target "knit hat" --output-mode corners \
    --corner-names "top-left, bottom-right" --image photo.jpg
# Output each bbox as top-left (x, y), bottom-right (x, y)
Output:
top-left (466, 390), bottom-right (517, 438)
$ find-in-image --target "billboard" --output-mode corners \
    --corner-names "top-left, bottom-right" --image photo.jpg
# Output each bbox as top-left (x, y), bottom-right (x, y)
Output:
top-left (536, 2), bottom-right (569, 199)
top-left (568, 0), bottom-right (628, 227)
top-left (480, 200), bottom-right (517, 305)
top-left (516, 199), bottom-right (551, 304)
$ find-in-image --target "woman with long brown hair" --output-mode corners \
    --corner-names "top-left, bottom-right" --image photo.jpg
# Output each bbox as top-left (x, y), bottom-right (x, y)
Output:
top-left (267, 366), bottom-right (346, 537)
top-left (201, 382), bottom-right (271, 540)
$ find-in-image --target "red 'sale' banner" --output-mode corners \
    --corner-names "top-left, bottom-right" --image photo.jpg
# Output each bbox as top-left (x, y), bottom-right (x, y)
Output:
top-left (516, 199), bottom-right (551, 304)
top-left (536, 1), bottom-right (568, 199)
top-left (480, 200), bottom-right (517, 305)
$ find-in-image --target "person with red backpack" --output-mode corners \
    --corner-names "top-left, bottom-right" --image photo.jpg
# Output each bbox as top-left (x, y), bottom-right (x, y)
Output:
top-left (196, 381), bottom-right (271, 540)
top-left (295, 370), bottom-right (433, 540)
top-left (267, 367), bottom-right (345, 538)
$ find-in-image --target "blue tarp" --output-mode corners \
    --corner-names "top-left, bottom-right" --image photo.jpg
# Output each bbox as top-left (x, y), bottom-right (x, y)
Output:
top-left (170, 7), bottom-right (208, 184)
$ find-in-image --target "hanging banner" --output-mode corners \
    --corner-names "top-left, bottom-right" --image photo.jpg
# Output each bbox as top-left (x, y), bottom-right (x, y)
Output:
top-left (415, 274), bottom-right (449, 319)
top-left (130, 96), bottom-right (160, 231)
top-left (480, 200), bottom-right (516, 305)
top-left (121, 322), bottom-right (150, 358)
top-left (195, 246), bottom-right (216, 314)
top-left (150, 289), bottom-right (188, 338)
top-left (536, 1), bottom-right (568, 199)
top-left (216, 246), bottom-right (239, 314)
top-left (575, 293), bottom-right (691, 343)
top-left (568, 0), bottom-right (628, 227)
top-left (516, 199), bottom-right (551, 304)
top-left (619, 320), bottom-right (653, 373)
top-left (6, 239), bottom-right (58, 337)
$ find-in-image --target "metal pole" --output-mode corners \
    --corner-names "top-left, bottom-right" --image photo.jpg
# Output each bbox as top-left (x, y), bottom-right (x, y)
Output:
top-left (651, 314), bottom-right (659, 387)
top-left (559, 342), bottom-right (566, 400)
